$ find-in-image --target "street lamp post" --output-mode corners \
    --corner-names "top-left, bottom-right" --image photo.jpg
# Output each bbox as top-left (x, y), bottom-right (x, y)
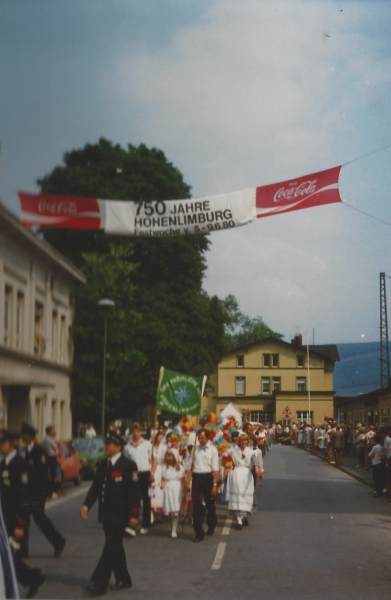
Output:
top-left (97, 299), bottom-right (115, 434)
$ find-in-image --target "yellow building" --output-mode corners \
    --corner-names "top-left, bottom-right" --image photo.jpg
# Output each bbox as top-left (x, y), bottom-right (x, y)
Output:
top-left (205, 335), bottom-right (339, 424)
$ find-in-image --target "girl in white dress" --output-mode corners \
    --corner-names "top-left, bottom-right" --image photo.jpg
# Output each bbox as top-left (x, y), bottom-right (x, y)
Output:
top-left (226, 434), bottom-right (258, 530)
top-left (161, 448), bottom-right (185, 538)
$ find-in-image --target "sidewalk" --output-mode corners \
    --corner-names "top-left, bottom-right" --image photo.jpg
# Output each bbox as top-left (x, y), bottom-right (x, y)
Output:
top-left (302, 445), bottom-right (389, 495)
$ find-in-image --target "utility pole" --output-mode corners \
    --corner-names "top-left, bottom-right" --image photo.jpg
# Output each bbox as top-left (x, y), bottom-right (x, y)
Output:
top-left (380, 272), bottom-right (390, 388)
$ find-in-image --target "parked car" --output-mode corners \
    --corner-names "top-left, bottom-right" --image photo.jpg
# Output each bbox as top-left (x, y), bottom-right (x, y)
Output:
top-left (73, 437), bottom-right (105, 478)
top-left (57, 440), bottom-right (82, 485)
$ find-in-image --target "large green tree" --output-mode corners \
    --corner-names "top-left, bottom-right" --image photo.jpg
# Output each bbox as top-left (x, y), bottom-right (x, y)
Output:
top-left (38, 139), bottom-right (229, 427)
top-left (222, 294), bottom-right (283, 349)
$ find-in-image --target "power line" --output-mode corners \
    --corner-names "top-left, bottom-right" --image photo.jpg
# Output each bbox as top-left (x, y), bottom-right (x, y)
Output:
top-left (342, 201), bottom-right (391, 228)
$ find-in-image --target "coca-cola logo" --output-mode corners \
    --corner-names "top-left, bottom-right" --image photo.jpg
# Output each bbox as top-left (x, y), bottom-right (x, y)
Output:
top-left (273, 179), bottom-right (318, 203)
top-left (38, 199), bottom-right (78, 216)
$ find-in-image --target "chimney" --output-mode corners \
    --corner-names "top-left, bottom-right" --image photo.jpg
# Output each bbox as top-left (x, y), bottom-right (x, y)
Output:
top-left (291, 334), bottom-right (302, 348)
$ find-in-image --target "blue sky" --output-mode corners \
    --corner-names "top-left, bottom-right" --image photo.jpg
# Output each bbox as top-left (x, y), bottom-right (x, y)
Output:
top-left (1, 0), bottom-right (391, 344)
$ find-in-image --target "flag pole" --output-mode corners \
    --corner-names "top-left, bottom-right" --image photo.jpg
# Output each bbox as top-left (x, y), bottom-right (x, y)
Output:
top-left (181, 376), bottom-right (207, 532)
top-left (153, 367), bottom-right (164, 443)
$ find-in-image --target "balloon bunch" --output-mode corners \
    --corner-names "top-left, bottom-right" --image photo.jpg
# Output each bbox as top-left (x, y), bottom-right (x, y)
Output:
top-left (178, 415), bottom-right (197, 433)
top-left (220, 453), bottom-right (233, 469)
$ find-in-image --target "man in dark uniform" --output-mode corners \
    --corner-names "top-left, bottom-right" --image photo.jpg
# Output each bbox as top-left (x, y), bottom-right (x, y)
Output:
top-left (0, 430), bottom-right (45, 598)
top-left (80, 430), bottom-right (140, 596)
top-left (20, 422), bottom-right (66, 559)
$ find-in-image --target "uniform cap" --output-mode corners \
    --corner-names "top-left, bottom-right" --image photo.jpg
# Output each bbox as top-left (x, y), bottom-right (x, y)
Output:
top-left (0, 430), bottom-right (20, 443)
top-left (104, 430), bottom-right (124, 446)
top-left (21, 423), bottom-right (37, 437)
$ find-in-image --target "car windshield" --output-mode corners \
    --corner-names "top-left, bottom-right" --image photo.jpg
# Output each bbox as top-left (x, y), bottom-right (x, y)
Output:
top-left (74, 439), bottom-right (104, 452)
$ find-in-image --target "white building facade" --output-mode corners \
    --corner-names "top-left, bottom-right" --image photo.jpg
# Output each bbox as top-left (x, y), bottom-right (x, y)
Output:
top-left (0, 202), bottom-right (85, 440)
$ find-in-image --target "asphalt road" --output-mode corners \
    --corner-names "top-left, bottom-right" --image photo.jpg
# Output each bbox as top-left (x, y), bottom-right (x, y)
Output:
top-left (22, 446), bottom-right (391, 599)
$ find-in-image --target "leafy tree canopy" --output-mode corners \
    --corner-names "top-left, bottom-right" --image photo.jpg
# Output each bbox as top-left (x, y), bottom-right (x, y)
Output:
top-left (222, 294), bottom-right (283, 350)
top-left (38, 139), bottom-right (228, 427)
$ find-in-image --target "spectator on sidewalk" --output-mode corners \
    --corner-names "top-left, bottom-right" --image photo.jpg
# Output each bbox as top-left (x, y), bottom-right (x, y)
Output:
top-left (368, 433), bottom-right (384, 498)
top-left (354, 427), bottom-right (365, 468)
top-left (85, 424), bottom-right (97, 439)
top-left (363, 426), bottom-right (375, 471)
top-left (330, 424), bottom-right (344, 465)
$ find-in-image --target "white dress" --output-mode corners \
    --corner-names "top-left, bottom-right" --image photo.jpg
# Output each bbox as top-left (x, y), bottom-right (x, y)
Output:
top-left (226, 447), bottom-right (255, 517)
top-left (317, 429), bottom-right (325, 449)
top-left (162, 465), bottom-right (185, 516)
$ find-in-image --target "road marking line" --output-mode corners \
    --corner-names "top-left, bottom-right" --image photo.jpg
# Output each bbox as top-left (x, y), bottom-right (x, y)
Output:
top-left (222, 517), bottom-right (232, 535)
top-left (211, 542), bottom-right (226, 570)
top-left (46, 485), bottom-right (88, 510)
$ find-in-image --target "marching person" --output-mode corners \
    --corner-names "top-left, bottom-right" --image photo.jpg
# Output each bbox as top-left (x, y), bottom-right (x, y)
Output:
top-left (189, 428), bottom-right (219, 543)
top-left (123, 422), bottom-right (153, 535)
top-left (0, 430), bottom-right (45, 598)
top-left (20, 423), bottom-right (66, 560)
top-left (80, 430), bottom-right (140, 596)
top-left (160, 448), bottom-right (185, 538)
top-left (226, 433), bottom-right (259, 530)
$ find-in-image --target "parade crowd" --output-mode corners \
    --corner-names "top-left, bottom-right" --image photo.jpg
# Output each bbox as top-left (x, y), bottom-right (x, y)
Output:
top-left (1, 415), bottom-right (391, 598)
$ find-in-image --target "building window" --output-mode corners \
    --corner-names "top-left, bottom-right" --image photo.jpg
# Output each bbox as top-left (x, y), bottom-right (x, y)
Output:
top-left (236, 355), bottom-right (244, 368)
top-left (261, 377), bottom-right (270, 394)
top-left (273, 377), bottom-right (281, 391)
top-left (235, 376), bottom-right (246, 395)
top-left (52, 310), bottom-right (58, 361)
top-left (250, 411), bottom-right (272, 423)
top-left (297, 355), bottom-right (305, 368)
top-left (34, 301), bottom-right (45, 356)
top-left (60, 400), bottom-right (65, 439)
top-left (264, 353), bottom-right (279, 367)
top-left (296, 377), bottom-right (306, 392)
top-left (60, 315), bottom-right (67, 363)
top-left (51, 400), bottom-right (57, 429)
top-left (296, 410), bottom-right (313, 423)
top-left (4, 285), bottom-right (12, 346)
top-left (380, 408), bottom-right (389, 425)
top-left (16, 292), bottom-right (24, 350)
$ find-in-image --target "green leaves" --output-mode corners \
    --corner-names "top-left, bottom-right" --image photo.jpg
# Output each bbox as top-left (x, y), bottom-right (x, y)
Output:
top-left (38, 139), bottom-right (223, 427)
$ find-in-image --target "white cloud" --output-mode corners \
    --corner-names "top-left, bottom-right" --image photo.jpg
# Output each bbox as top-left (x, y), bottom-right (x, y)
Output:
top-left (104, 0), bottom-right (391, 343)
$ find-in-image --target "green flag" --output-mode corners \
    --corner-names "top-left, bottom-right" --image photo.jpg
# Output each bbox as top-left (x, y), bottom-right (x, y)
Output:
top-left (156, 368), bottom-right (205, 416)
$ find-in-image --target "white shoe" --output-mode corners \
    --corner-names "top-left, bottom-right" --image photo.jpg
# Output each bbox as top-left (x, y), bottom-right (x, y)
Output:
top-left (140, 528), bottom-right (148, 535)
top-left (383, 488), bottom-right (387, 493)
top-left (125, 527), bottom-right (136, 537)
top-left (171, 532), bottom-right (177, 538)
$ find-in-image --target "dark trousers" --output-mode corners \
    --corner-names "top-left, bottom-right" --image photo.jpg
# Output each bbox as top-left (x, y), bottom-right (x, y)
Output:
top-left (21, 494), bottom-right (65, 557)
top-left (92, 521), bottom-right (131, 590)
top-left (4, 521), bottom-right (41, 588)
top-left (372, 463), bottom-right (383, 496)
top-left (191, 473), bottom-right (217, 539)
top-left (138, 471), bottom-right (151, 528)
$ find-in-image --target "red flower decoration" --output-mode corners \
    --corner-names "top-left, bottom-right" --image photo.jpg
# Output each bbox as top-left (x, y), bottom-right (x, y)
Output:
top-left (242, 453), bottom-right (246, 459)
top-left (111, 471), bottom-right (122, 479)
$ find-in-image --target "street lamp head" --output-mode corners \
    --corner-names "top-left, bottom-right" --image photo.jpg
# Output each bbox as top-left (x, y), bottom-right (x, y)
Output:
top-left (97, 299), bottom-right (115, 308)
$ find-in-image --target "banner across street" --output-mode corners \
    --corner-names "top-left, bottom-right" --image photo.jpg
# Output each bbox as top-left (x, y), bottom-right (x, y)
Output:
top-left (18, 166), bottom-right (342, 237)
